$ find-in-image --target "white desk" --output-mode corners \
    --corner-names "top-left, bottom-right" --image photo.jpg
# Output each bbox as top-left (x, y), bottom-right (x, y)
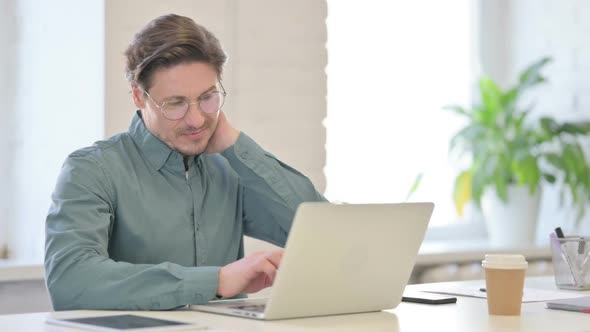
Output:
top-left (1, 276), bottom-right (588, 331)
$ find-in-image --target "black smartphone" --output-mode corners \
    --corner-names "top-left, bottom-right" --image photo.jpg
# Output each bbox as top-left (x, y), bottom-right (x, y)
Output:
top-left (402, 292), bottom-right (457, 305)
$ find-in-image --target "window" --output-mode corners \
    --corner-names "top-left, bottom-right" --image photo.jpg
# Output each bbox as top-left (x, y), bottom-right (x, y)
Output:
top-left (325, 1), bottom-right (476, 226)
top-left (0, 0), bottom-right (104, 261)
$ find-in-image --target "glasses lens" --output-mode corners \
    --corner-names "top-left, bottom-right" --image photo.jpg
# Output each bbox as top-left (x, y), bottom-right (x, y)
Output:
top-left (199, 92), bottom-right (224, 113)
top-left (162, 100), bottom-right (189, 120)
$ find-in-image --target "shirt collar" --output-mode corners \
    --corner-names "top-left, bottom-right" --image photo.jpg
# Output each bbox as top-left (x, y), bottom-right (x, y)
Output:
top-left (128, 111), bottom-right (175, 171)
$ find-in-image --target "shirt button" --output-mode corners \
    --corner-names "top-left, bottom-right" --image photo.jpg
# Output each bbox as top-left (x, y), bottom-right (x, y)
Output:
top-left (240, 151), bottom-right (249, 159)
top-left (270, 176), bottom-right (278, 183)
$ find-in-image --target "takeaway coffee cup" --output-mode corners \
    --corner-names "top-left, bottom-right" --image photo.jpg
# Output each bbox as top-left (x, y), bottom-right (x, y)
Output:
top-left (481, 254), bottom-right (528, 315)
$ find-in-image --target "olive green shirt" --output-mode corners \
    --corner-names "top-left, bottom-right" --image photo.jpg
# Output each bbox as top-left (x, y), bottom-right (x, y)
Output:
top-left (45, 112), bottom-right (325, 310)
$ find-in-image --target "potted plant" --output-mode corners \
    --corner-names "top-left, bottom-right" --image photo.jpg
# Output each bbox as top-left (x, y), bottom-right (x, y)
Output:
top-left (447, 57), bottom-right (590, 246)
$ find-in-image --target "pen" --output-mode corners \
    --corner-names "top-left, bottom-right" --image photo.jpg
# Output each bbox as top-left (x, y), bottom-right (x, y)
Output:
top-left (554, 227), bottom-right (583, 286)
top-left (577, 236), bottom-right (585, 255)
top-left (555, 227), bottom-right (565, 238)
top-left (556, 227), bottom-right (585, 254)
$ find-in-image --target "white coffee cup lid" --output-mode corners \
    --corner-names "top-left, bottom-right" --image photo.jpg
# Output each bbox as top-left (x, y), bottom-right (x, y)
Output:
top-left (481, 254), bottom-right (528, 270)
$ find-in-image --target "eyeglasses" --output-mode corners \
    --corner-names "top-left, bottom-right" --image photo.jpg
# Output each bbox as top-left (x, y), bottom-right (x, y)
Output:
top-left (141, 82), bottom-right (227, 120)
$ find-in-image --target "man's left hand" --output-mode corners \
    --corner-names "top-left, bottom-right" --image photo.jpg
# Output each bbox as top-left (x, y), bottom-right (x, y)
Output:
top-left (205, 111), bottom-right (240, 153)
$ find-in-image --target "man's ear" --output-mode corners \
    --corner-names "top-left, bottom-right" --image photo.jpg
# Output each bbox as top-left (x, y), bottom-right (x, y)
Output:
top-left (131, 84), bottom-right (146, 109)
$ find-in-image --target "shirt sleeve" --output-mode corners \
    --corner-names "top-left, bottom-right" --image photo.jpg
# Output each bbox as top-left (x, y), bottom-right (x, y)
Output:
top-left (45, 151), bottom-right (220, 311)
top-left (221, 132), bottom-right (327, 247)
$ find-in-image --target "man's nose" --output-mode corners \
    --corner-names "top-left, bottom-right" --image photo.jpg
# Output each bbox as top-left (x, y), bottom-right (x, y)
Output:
top-left (184, 102), bottom-right (206, 127)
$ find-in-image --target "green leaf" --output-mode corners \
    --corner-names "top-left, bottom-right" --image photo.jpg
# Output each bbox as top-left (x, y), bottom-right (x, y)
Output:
top-left (563, 144), bottom-right (583, 179)
top-left (495, 169), bottom-right (508, 202)
top-left (540, 117), bottom-right (558, 133)
top-left (482, 154), bottom-right (500, 180)
top-left (405, 172), bottom-right (423, 201)
top-left (558, 122), bottom-right (590, 136)
top-left (453, 170), bottom-right (472, 217)
top-left (566, 177), bottom-right (580, 204)
top-left (443, 105), bottom-right (470, 117)
top-left (512, 155), bottom-right (540, 188)
top-left (543, 173), bottom-right (557, 184)
top-left (479, 78), bottom-right (503, 123)
top-left (544, 153), bottom-right (564, 170)
top-left (471, 162), bottom-right (489, 206)
top-left (449, 124), bottom-right (484, 155)
top-left (514, 110), bottom-right (529, 131)
top-left (502, 87), bottom-right (519, 108)
top-left (562, 143), bottom-right (590, 202)
top-left (518, 57), bottom-right (552, 90)
top-left (536, 117), bottom-right (559, 143)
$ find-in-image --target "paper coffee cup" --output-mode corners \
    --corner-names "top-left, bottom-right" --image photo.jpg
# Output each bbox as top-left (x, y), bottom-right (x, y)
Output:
top-left (482, 254), bottom-right (528, 315)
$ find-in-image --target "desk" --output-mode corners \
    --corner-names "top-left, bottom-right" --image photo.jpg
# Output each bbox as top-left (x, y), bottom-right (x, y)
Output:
top-left (1, 276), bottom-right (589, 331)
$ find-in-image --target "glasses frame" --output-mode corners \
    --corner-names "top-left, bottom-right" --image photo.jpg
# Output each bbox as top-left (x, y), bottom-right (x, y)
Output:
top-left (141, 81), bottom-right (227, 120)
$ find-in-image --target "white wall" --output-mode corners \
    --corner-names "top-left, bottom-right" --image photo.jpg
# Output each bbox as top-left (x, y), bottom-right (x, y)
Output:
top-left (230, 0), bottom-right (327, 189)
top-left (0, 0), bottom-right (17, 255)
top-left (481, 0), bottom-right (590, 239)
top-left (478, 0), bottom-right (512, 87)
top-left (7, 0), bottom-right (104, 260)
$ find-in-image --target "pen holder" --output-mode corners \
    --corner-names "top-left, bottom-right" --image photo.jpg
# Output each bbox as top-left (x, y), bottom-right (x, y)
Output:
top-left (550, 235), bottom-right (590, 290)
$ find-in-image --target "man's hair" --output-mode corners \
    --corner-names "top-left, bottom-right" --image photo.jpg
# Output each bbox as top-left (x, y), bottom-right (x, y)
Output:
top-left (124, 14), bottom-right (227, 91)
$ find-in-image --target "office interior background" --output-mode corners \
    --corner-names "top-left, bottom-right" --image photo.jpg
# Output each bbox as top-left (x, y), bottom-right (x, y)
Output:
top-left (1, 0), bottom-right (589, 314)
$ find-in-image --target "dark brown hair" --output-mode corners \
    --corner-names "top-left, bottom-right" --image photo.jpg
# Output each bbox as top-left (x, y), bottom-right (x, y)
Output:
top-left (124, 14), bottom-right (227, 91)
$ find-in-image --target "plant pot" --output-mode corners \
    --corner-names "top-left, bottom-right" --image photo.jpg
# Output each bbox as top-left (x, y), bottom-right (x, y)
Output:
top-left (481, 185), bottom-right (541, 247)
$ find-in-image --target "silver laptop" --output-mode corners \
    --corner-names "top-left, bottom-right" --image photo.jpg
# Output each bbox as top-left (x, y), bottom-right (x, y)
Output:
top-left (190, 202), bottom-right (434, 320)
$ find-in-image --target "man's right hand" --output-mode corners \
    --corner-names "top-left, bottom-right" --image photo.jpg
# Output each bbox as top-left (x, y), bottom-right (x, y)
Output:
top-left (216, 249), bottom-right (284, 298)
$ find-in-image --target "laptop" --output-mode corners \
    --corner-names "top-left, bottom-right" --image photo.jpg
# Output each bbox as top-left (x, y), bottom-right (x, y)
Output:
top-left (190, 202), bottom-right (434, 320)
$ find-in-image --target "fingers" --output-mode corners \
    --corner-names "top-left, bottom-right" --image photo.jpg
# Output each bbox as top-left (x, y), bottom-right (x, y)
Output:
top-left (250, 250), bottom-right (283, 287)
top-left (264, 249), bottom-right (284, 269)
top-left (217, 250), bottom-right (285, 297)
top-left (259, 250), bottom-right (284, 287)
top-left (256, 259), bottom-right (278, 285)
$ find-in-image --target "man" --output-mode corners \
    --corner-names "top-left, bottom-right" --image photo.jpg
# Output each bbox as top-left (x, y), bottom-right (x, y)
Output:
top-left (45, 14), bottom-right (326, 311)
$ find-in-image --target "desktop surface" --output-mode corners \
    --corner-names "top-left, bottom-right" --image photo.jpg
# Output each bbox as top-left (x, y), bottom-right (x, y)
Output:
top-left (1, 276), bottom-right (589, 332)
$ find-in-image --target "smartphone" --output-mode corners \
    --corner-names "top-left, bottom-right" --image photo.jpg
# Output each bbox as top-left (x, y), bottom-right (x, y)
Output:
top-left (402, 291), bottom-right (457, 305)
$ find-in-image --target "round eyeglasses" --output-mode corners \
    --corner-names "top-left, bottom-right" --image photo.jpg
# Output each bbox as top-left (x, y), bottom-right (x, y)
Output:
top-left (142, 82), bottom-right (227, 120)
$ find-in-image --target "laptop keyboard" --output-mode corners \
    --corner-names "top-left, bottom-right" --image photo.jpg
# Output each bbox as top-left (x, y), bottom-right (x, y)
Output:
top-left (231, 304), bottom-right (266, 313)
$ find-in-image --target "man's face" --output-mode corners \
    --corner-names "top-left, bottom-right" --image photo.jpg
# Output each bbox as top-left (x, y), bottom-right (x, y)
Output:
top-left (132, 62), bottom-right (221, 156)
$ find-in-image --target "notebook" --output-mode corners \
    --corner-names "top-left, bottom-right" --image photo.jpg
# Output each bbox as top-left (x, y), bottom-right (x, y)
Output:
top-left (546, 296), bottom-right (590, 313)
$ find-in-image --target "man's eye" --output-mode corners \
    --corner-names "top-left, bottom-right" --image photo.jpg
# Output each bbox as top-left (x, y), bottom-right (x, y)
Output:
top-left (166, 100), bottom-right (185, 107)
top-left (200, 92), bottom-right (217, 101)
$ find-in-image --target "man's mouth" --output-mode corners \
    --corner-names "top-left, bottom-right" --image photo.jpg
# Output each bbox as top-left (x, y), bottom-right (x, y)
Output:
top-left (183, 128), bottom-right (206, 139)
